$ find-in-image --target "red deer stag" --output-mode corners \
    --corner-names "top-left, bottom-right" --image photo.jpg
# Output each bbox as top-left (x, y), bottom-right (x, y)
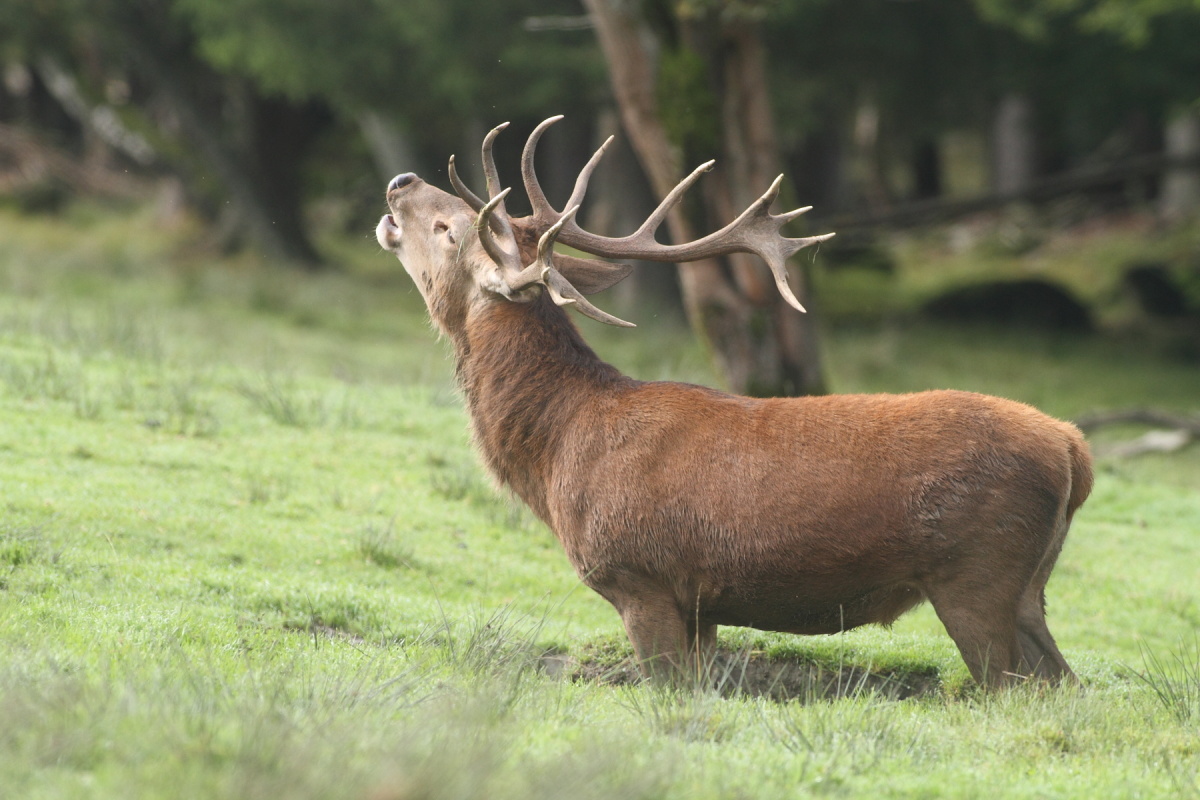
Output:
top-left (375, 116), bottom-right (1092, 688)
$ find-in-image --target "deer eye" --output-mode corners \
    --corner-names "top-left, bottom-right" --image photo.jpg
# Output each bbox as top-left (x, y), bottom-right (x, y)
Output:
top-left (433, 220), bottom-right (455, 244)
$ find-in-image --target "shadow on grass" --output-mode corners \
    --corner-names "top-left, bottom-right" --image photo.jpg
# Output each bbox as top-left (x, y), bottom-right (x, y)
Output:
top-left (545, 645), bottom-right (941, 702)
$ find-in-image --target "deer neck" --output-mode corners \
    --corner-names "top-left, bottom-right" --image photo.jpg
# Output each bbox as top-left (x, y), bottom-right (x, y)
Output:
top-left (453, 295), bottom-right (625, 520)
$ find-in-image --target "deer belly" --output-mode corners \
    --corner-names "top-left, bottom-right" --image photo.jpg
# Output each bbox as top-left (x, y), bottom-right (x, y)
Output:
top-left (705, 583), bottom-right (926, 635)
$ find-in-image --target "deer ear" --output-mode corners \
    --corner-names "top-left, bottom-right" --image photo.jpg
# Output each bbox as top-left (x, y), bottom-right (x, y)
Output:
top-left (552, 254), bottom-right (634, 296)
top-left (445, 212), bottom-right (474, 247)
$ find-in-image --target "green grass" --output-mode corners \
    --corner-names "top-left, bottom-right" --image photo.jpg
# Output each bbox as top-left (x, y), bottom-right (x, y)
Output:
top-left (1, 202), bottom-right (1199, 798)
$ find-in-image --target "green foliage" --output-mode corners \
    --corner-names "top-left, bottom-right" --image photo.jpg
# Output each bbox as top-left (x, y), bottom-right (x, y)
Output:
top-left (657, 45), bottom-right (721, 158)
top-left (174, 0), bottom-right (605, 152)
top-left (176, 0), bottom-right (460, 110)
top-left (766, 0), bottom-right (1200, 196)
top-left (975, 0), bottom-right (1200, 45)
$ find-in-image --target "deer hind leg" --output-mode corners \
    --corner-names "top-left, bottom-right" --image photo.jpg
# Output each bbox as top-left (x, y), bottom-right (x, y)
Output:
top-left (1015, 588), bottom-right (1076, 683)
top-left (925, 580), bottom-right (1023, 688)
top-left (1015, 517), bottom-right (1077, 683)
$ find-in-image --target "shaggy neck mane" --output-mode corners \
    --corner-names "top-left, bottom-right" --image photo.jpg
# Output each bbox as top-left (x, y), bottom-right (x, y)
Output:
top-left (453, 294), bottom-right (627, 520)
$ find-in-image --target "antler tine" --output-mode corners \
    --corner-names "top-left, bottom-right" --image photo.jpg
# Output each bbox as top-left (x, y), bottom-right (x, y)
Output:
top-left (449, 121), bottom-right (513, 218)
top-left (464, 127), bottom-right (519, 241)
top-left (779, 204), bottom-right (814, 224)
top-left (481, 122), bottom-right (511, 220)
top-left (475, 188), bottom-right (524, 278)
top-left (531, 203), bottom-right (635, 327)
top-left (448, 154), bottom-right (485, 212)
top-left (521, 115), bottom-right (566, 224)
top-left (753, 174), bottom-right (785, 213)
top-left (563, 135), bottom-right (614, 214)
top-left (763, 257), bottom-right (808, 313)
top-left (785, 231), bottom-right (837, 256)
top-left (535, 204), bottom-right (579, 270)
top-left (631, 159), bottom-right (716, 240)
top-left (481, 122), bottom-right (509, 199)
top-left (545, 269), bottom-right (636, 328)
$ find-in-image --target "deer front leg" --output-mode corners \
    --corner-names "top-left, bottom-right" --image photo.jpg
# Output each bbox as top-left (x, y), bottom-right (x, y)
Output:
top-left (614, 592), bottom-right (690, 682)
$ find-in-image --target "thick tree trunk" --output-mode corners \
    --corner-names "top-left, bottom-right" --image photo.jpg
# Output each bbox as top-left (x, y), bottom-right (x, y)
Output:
top-left (583, 0), bottom-right (825, 396)
top-left (719, 23), bottom-right (825, 396)
top-left (246, 95), bottom-right (330, 265)
top-left (115, 9), bottom-right (324, 268)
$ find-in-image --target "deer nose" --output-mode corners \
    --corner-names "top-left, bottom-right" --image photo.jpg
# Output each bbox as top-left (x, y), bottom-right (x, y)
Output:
top-left (388, 173), bottom-right (417, 192)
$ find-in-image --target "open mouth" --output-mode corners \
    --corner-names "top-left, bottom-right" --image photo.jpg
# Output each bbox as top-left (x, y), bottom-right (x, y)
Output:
top-left (376, 213), bottom-right (402, 250)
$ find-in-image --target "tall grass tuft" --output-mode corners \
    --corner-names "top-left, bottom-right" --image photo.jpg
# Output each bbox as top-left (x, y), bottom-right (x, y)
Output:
top-left (237, 373), bottom-right (329, 428)
top-left (356, 518), bottom-right (415, 570)
top-left (0, 350), bottom-right (80, 402)
top-left (164, 375), bottom-right (220, 436)
top-left (1135, 636), bottom-right (1200, 722)
top-left (619, 681), bottom-right (744, 743)
top-left (427, 453), bottom-right (492, 503)
top-left (236, 373), bottom-right (361, 429)
top-left (433, 605), bottom-right (553, 679)
top-left (0, 523), bottom-right (48, 570)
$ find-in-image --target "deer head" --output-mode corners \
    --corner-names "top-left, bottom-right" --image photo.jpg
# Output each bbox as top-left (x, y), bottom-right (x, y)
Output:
top-left (377, 115), bottom-right (834, 330)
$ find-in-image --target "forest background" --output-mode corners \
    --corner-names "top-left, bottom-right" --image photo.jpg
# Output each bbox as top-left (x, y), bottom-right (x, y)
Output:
top-left (3, 0), bottom-right (1200, 393)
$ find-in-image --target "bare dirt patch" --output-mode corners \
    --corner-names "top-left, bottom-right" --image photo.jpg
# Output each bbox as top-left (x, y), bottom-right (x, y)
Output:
top-left (542, 649), bottom-right (941, 701)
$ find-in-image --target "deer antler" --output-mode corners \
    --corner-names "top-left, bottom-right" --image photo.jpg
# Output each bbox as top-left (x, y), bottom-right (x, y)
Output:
top-left (456, 124), bottom-right (545, 297)
top-left (449, 116), bottom-right (833, 322)
top-left (472, 188), bottom-right (540, 296)
top-left (519, 116), bottom-right (835, 313)
top-left (537, 207), bottom-right (635, 327)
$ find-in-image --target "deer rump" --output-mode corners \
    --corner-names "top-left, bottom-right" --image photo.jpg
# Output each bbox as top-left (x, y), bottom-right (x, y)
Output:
top-left (377, 115), bottom-right (1092, 688)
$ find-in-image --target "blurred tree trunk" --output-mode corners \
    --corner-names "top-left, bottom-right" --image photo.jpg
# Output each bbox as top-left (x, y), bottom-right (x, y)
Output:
top-left (790, 122), bottom-right (850, 213)
top-left (1160, 106), bottom-right (1200, 221)
top-left (853, 98), bottom-right (892, 212)
top-left (358, 111), bottom-right (421, 181)
top-left (913, 139), bottom-right (943, 200)
top-left (992, 92), bottom-right (1036, 196)
top-left (583, 0), bottom-right (826, 396)
top-left (585, 108), bottom-right (681, 315)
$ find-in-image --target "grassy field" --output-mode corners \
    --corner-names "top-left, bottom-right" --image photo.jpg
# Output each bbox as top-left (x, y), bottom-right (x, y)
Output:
top-left (1, 202), bottom-right (1198, 799)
